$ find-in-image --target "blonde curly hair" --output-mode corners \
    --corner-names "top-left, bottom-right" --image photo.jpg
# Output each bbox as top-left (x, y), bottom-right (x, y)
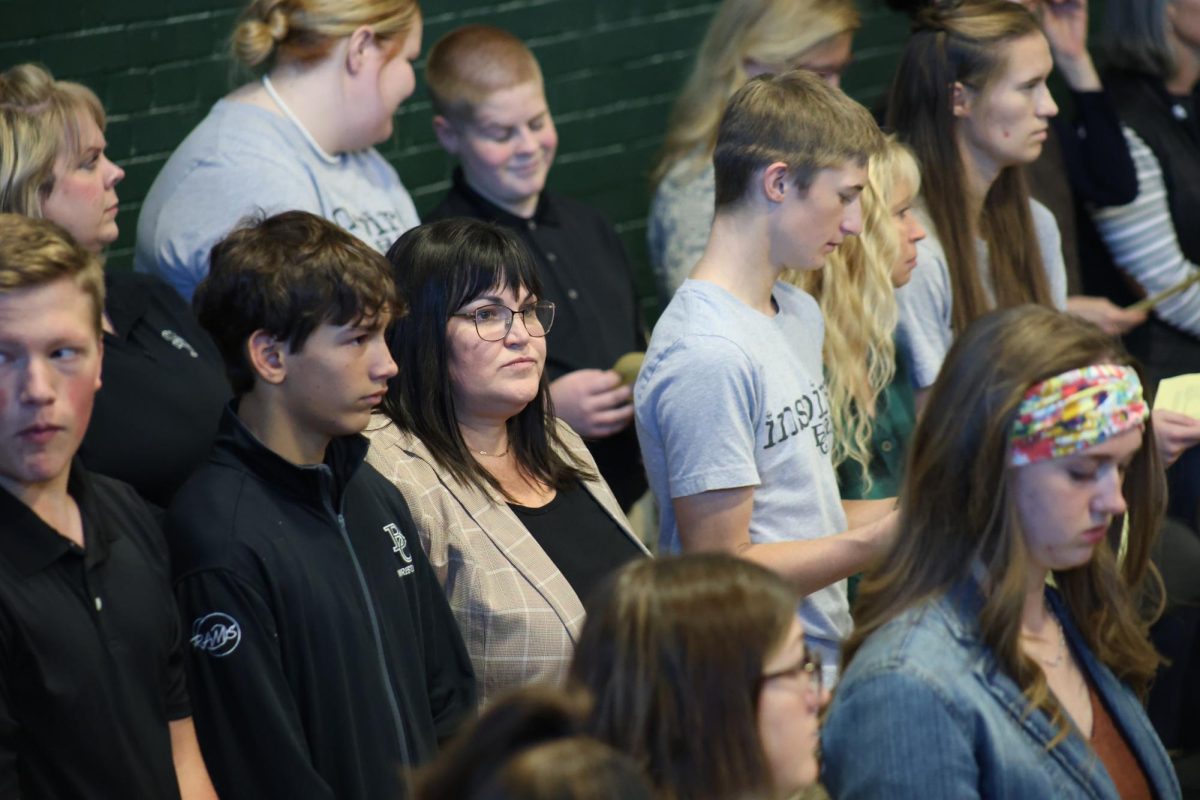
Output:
top-left (786, 137), bottom-right (920, 491)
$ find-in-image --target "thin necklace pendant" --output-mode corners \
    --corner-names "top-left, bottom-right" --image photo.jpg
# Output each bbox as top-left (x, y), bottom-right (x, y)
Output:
top-left (1023, 616), bottom-right (1066, 669)
top-left (476, 448), bottom-right (509, 457)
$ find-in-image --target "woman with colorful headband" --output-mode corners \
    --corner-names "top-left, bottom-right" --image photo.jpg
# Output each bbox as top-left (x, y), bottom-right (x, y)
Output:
top-left (822, 304), bottom-right (1179, 799)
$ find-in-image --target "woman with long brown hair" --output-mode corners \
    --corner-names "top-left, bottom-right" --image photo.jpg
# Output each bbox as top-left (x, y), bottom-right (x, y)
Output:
top-left (888, 0), bottom-right (1066, 401)
top-left (822, 305), bottom-right (1178, 798)
top-left (572, 554), bottom-right (822, 800)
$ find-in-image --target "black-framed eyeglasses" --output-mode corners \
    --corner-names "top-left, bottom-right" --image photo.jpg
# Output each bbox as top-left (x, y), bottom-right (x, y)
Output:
top-left (450, 301), bottom-right (556, 342)
top-left (758, 648), bottom-right (822, 696)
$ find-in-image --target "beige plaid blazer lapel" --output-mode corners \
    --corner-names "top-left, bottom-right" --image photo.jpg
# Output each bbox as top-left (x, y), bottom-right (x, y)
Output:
top-left (364, 416), bottom-right (646, 705)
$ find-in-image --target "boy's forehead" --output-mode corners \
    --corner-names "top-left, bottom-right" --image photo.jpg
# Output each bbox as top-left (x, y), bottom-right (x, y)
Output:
top-left (820, 160), bottom-right (868, 189)
top-left (0, 277), bottom-right (100, 343)
top-left (468, 80), bottom-right (550, 125)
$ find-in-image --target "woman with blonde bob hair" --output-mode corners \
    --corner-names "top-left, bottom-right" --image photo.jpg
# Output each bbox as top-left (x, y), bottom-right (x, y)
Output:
top-left (572, 554), bottom-right (822, 800)
top-left (136, 0), bottom-right (424, 300)
top-left (647, 0), bottom-right (859, 305)
top-left (788, 136), bottom-right (925, 498)
top-left (0, 63), bottom-right (230, 507)
top-left (822, 305), bottom-right (1179, 798)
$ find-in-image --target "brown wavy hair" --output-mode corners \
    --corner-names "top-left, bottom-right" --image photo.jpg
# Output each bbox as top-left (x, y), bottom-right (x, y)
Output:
top-left (571, 554), bottom-right (800, 800)
top-left (846, 305), bottom-right (1165, 744)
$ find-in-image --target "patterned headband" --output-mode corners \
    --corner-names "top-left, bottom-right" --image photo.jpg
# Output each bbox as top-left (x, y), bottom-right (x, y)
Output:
top-left (1009, 364), bottom-right (1148, 467)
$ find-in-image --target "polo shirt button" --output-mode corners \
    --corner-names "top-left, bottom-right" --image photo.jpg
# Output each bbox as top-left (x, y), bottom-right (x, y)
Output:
top-left (546, 252), bottom-right (558, 262)
top-left (94, 597), bottom-right (103, 611)
top-left (567, 289), bottom-right (579, 300)
top-left (527, 220), bottom-right (537, 231)
top-left (881, 440), bottom-right (893, 453)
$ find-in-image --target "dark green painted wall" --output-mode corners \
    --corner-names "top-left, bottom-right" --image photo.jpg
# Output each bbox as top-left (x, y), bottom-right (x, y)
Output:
top-left (1, 0), bottom-right (914, 313)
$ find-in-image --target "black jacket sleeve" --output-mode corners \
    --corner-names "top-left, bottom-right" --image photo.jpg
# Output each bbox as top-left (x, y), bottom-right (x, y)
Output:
top-left (1055, 89), bottom-right (1139, 207)
top-left (175, 568), bottom-right (336, 800)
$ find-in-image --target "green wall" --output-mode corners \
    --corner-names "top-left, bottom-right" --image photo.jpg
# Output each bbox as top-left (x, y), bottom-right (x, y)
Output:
top-left (0, 0), bottom-right (914, 314)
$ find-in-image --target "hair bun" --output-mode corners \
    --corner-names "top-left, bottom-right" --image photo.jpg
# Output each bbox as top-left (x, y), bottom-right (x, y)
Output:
top-left (232, 0), bottom-right (291, 67)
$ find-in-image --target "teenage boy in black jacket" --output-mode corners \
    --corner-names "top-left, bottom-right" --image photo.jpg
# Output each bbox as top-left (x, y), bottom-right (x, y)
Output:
top-left (167, 211), bottom-right (476, 800)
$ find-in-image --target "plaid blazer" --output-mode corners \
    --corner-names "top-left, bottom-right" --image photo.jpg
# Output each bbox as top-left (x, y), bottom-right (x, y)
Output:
top-left (364, 417), bottom-right (649, 706)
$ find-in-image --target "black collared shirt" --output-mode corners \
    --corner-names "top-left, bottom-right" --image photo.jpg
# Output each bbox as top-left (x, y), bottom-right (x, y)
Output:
top-left (0, 462), bottom-right (189, 798)
top-left (79, 271), bottom-right (231, 510)
top-left (427, 171), bottom-right (648, 509)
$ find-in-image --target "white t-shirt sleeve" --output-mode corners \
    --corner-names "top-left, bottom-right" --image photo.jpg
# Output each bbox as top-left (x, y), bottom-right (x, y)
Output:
top-left (639, 333), bottom-right (762, 499)
top-left (895, 236), bottom-right (955, 389)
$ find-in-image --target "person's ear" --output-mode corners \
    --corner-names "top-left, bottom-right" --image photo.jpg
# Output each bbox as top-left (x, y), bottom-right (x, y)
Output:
top-left (345, 25), bottom-right (376, 76)
top-left (432, 114), bottom-right (462, 155)
top-left (951, 81), bottom-right (973, 118)
top-left (761, 162), bottom-right (791, 203)
top-left (247, 330), bottom-right (287, 385)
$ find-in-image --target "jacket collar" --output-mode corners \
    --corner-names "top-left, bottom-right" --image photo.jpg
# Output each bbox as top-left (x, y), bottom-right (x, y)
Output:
top-left (935, 584), bottom-right (1177, 799)
top-left (211, 402), bottom-right (368, 512)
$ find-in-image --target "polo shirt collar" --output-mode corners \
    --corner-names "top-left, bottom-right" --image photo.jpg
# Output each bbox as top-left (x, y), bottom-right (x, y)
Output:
top-left (449, 168), bottom-right (560, 228)
top-left (102, 272), bottom-right (150, 342)
top-left (0, 460), bottom-right (113, 577)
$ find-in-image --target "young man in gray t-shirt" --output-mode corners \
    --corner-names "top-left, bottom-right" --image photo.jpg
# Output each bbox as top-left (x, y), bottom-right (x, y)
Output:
top-left (635, 70), bottom-right (895, 678)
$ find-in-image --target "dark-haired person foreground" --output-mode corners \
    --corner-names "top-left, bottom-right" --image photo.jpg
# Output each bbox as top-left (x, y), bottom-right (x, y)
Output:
top-left (0, 63), bottom-right (229, 508)
top-left (572, 554), bottom-right (822, 800)
top-left (167, 211), bottom-right (476, 799)
top-left (822, 305), bottom-right (1178, 799)
top-left (367, 219), bottom-right (647, 706)
top-left (0, 214), bottom-right (216, 798)
top-left (413, 685), bottom-right (653, 800)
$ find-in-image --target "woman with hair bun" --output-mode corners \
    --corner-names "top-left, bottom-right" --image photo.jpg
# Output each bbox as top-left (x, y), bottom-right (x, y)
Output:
top-left (135, 0), bottom-right (423, 300)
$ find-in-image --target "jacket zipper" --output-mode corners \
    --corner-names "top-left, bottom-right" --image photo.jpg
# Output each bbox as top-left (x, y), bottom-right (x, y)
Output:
top-left (324, 487), bottom-right (410, 758)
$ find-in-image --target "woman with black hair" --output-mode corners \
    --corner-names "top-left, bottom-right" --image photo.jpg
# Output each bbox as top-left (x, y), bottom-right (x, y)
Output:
top-left (366, 218), bottom-right (647, 706)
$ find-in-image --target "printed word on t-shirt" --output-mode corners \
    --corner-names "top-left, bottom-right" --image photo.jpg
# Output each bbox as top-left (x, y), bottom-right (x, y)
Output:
top-left (763, 384), bottom-right (832, 454)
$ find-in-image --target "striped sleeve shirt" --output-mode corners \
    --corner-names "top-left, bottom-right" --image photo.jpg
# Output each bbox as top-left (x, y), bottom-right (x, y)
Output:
top-left (1089, 126), bottom-right (1200, 337)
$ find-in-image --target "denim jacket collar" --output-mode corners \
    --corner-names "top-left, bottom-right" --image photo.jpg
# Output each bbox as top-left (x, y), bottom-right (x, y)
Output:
top-left (936, 582), bottom-right (1178, 799)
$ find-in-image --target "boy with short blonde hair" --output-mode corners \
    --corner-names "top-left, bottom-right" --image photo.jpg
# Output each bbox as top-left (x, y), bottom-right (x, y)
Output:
top-left (0, 214), bottom-right (216, 797)
top-left (424, 25), bottom-right (648, 511)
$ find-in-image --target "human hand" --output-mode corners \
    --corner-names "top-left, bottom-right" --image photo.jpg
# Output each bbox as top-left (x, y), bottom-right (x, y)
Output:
top-left (1066, 295), bottom-right (1147, 335)
top-left (550, 369), bottom-right (635, 438)
top-left (1033, 0), bottom-right (1102, 90)
top-left (1152, 408), bottom-right (1200, 467)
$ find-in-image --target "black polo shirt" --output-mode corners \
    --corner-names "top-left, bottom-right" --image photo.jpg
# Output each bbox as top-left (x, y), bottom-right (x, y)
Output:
top-left (0, 462), bottom-right (189, 798)
top-left (79, 271), bottom-right (231, 509)
top-left (427, 171), bottom-right (648, 509)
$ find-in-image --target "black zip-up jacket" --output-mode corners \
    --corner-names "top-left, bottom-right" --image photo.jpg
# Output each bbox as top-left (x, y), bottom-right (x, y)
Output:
top-left (167, 406), bottom-right (476, 799)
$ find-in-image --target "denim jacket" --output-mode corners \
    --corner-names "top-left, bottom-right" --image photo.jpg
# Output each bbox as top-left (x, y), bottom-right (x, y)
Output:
top-left (821, 585), bottom-right (1180, 799)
